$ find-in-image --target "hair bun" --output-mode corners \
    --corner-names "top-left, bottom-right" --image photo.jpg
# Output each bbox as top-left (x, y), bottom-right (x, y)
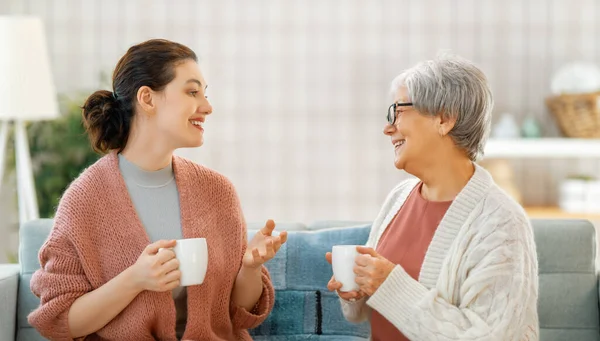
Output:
top-left (82, 90), bottom-right (129, 153)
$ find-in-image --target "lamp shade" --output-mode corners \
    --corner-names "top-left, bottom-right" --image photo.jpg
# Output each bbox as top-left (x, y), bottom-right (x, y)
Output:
top-left (0, 16), bottom-right (59, 121)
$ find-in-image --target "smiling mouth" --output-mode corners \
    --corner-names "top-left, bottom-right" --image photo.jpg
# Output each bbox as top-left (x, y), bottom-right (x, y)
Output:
top-left (393, 139), bottom-right (405, 149)
top-left (190, 120), bottom-right (204, 130)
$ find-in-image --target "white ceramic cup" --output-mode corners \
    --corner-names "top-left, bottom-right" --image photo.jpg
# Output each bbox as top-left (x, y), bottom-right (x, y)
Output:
top-left (331, 245), bottom-right (360, 292)
top-left (171, 238), bottom-right (208, 286)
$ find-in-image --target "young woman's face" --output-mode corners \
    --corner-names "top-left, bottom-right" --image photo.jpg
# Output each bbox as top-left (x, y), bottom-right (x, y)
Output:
top-left (152, 60), bottom-right (213, 149)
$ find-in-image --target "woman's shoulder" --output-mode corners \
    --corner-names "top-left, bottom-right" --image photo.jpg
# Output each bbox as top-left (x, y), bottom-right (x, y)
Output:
top-left (60, 154), bottom-right (116, 204)
top-left (480, 184), bottom-right (529, 223)
top-left (173, 156), bottom-right (237, 193)
top-left (474, 184), bottom-right (533, 242)
top-left (48, 155), bottom-right (116, 237)
top-left (468, 164), bottom-right (530, 228)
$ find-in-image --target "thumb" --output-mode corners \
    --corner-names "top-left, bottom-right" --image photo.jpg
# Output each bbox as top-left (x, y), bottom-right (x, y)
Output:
top-left (260, 219), bottom-right (276, 236)
top-left (325, 252), bottom-right (332, 264)
top-left (145, 239), bottom-right (177, 255)
top-left (356, 246), bottom-right (379, 258)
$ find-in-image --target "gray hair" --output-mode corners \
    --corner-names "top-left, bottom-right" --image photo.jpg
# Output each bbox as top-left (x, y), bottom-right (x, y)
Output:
top-left (390, 54), bottom-right (493, 161)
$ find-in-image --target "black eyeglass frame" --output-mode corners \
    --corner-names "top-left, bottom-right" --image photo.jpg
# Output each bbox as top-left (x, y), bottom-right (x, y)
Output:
top-left (387, 102), bottom-right (413, 125)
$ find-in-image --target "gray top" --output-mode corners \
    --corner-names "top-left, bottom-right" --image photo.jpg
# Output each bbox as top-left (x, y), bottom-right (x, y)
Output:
top-left (118, 154), bottom-right (187, 339)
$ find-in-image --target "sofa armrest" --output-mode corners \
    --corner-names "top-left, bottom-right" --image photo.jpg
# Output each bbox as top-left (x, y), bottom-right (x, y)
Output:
top-left (0, 264), bottom-right (20, 341)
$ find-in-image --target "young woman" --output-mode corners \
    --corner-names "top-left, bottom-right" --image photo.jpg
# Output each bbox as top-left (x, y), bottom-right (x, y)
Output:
top-left (29, 39), bottom-right (286, 341)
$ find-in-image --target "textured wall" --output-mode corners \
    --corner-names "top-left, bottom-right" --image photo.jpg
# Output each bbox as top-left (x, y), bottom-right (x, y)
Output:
top-left (1, 0), bottom-right (599, 228)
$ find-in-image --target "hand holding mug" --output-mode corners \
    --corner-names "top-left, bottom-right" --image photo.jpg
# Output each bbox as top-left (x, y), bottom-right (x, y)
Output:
top-left (353, 246), bottom-right (396, 296)
top-left (129, 239), bottom-right (181, 292)
top-left (325, 250), bottom-right (365, 302)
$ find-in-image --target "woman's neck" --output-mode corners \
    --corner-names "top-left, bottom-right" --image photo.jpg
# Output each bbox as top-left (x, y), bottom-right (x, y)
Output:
top-left (120, 129), bottom-right (174, 171)
top-left (415, 152), bottom-right (475, 202)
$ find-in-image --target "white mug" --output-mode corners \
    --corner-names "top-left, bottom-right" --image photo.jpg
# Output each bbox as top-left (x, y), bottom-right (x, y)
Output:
top-left (172, 238), bottom-right (208, 287)
top-left (331, 245), bottom-right (360, 292)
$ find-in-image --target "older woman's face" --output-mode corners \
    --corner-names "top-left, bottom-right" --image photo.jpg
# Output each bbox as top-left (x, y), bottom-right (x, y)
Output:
top-left (383, 86), bottom-right (441, 172)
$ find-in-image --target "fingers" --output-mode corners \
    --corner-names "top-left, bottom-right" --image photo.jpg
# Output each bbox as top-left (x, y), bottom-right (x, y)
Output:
top-left (353, 265), bottom-right (368, 277)
top-left (279, 231), bottom-right (288, 245)
top-left (271, 236), bottom-right (282, 253)
top-left (264, 240), bottom-right (276, 259)
top-left (161, 257), bottom-right (180, 273)
top-left (267, 234), bottom-right (286, 254)
top-left (251, 247), bottom-right (262, 264)
top-left (356, 246), bottom-right (378, 257)
top-left (162, 270), bottom-right (181, 290)
top-left (354, 254), bottom-right (370, 267)
top-left (145, 239), bottom-right (177, 255)
top-left (339, 291), bottom-right (361, 300)
top-left (248, 239), bottom-right (278, 267)
top-left (327, 276), bottom-right (342, 291)
top-left (354, 274), bottom-right (364, 286)
top-left (325, 252), bottom-right (332, 264)
top-left (156, 248), bottom-right (177, 264)
top-left (260, 219), bottom-right (276, 236)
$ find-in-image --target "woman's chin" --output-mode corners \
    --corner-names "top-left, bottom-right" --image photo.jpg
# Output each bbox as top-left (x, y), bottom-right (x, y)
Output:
top-left (179, 136), bottom-right (204, 149)
top-left (393, 157), bottom-right (405, 170)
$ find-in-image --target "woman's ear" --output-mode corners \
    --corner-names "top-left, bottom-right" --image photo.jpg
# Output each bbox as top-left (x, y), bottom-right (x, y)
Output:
top-left (136, 86), bottom-right (156, 116)
top-left (437, 113), bottom-right (457, 136)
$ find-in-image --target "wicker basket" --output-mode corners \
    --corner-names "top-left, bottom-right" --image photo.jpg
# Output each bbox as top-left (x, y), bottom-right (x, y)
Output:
top-left (546, 91), bottom-right (600, 138)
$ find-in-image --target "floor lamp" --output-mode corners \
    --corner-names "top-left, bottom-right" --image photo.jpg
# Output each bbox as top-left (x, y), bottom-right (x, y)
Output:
top-left (0, 17), bottom-right (59, 224)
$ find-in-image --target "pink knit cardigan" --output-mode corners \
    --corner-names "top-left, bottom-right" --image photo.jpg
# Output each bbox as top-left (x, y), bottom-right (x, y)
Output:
top-left (28, 152), bottom-right (274, 340)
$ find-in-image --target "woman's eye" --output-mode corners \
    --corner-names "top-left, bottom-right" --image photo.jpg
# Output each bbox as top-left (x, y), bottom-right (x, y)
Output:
top-left (189, 91), bottom-right (198, 97)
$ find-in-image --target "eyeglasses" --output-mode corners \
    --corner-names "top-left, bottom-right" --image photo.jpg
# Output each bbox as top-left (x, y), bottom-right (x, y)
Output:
top-left (387, 102), bottom-right (413, 125)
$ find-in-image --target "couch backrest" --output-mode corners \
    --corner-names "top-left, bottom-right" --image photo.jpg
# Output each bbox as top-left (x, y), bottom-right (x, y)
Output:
top-left (247, 224), bottom-right (371, 340)
top-left (17, 219), bottom-right (52, 341)
top-left (16, 219), bottom-right (372, 341)
top-left (16, 218), bottom-right (600, 340)
top-left (533, 219), bottom-right (600, 341)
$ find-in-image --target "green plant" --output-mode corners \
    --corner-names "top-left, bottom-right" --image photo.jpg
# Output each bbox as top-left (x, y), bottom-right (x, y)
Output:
top-left (6, 251), bottom-right (18, 264)
top-left (566, 174), bottom-right (596, 181)
top-left (27, 94), bottom-right (100, 218)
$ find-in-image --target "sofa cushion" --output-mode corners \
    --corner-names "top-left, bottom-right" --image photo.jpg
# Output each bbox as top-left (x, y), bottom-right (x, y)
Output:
top-left (248, 222), bottom-right (308, 231)
top-left (306, 221), bottom-right (371, 231)
top-left (0, 264), bottom-right (20, 341)
top-left (249, 290), bottom-right (317, 336)
top-left (19, 219), bottom-right (53, 275)
top-left (16, 219), bottom-right (51, 341)
top-left (533, 219), bottom-right (600, 340)
top-left (249, 225), bottom-right (371, 338)
top-left (284, 225), bottom-right (370, 291)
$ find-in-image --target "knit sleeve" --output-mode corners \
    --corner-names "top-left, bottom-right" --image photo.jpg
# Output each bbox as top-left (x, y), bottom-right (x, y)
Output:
top-left (226, 179), bottom-right (275, 330)
top-left (27, 188), bottom-right (93, 341)
top-left (28, 239), bottom-right (92, 341)
top-left (366, 216), bottom-right (538, 341)
top-left (230, 266), bottom-right (275, 329)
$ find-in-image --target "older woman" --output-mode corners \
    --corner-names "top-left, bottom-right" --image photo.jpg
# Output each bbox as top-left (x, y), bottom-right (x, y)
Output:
top-left (326, 56), bottom-right (538, 340)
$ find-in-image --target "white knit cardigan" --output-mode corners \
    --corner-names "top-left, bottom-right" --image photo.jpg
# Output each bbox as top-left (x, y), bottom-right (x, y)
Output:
top-left (341, 164), bottom-right (539, 341)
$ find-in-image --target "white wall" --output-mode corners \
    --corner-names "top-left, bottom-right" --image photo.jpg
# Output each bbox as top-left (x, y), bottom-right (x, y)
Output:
top-left (1, 0), bottom-right (599, 228)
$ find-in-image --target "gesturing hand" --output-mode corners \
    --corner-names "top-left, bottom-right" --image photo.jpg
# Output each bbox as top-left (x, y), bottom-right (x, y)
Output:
top-left (243, 219), bottom-right (288, 269)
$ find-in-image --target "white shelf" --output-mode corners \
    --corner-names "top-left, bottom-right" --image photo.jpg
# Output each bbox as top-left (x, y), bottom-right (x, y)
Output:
top-left (484, 138), bottom-right (600, 158)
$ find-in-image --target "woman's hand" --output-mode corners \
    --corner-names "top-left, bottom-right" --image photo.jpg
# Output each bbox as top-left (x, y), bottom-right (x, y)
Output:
top-left (129, 239), bottom-right (181, 292)
top-left (325, 252), bottom-right (366, 301)
top-left (243, 219), bottom-right (288, 269)
top-left (353, 246), bottom-right (396, 296)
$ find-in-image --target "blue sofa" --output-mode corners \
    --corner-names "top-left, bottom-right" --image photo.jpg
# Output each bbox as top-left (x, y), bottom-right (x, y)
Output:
top-left (1, 219), bottom-right (599, 340)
